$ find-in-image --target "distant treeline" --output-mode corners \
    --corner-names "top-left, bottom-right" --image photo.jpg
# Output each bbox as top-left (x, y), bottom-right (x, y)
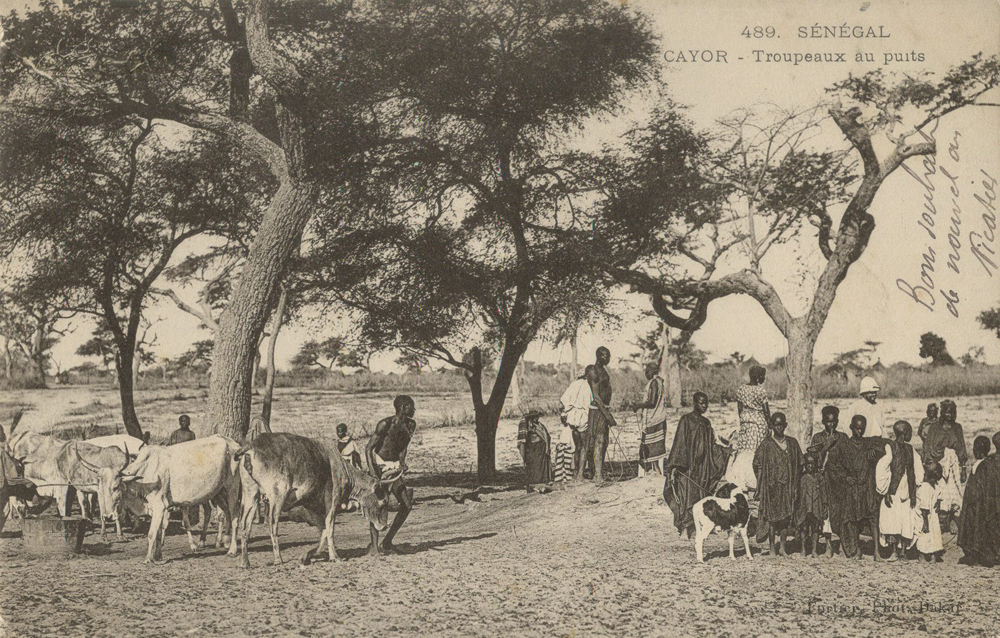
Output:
top-left (34, 360), bottom-right (1000, 406)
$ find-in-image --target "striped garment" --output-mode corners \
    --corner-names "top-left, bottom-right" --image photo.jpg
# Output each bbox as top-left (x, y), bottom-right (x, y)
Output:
top-left (640, 421), bottom-right (668, 465)
top-left (554, 443), bottom-right (574, 482)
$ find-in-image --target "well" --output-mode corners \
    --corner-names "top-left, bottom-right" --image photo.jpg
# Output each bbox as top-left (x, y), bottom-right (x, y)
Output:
top-left (20, 517), bottom-right (90, 557)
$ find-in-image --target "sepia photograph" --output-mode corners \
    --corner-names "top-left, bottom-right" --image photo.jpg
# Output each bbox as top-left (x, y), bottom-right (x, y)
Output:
top-left (0, 0), bottom-right (998, 635)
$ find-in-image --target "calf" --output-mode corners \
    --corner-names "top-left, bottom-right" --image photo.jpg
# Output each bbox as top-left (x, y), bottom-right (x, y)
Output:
top-left (692, 482), bottom-right (753, 563)
top-left (101, 435), bottom-right (242, 563)
top-left (235, 432), bottom-right (398, 568)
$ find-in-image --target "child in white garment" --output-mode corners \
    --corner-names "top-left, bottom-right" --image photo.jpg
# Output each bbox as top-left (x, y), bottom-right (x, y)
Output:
top-left (913, 461), bottom-right (944, 562)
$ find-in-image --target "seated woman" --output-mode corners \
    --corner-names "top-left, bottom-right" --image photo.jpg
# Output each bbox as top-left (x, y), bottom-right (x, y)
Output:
top-left (518, 411), bottom-right (553, 493)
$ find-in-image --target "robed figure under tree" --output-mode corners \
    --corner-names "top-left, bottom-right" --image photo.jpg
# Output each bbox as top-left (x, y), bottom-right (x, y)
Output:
top-left (663, 393), bottom-right (730, 537)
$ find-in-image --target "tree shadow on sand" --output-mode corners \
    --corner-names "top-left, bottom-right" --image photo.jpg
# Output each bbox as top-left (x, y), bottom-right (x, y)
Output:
top-left (336, 532), bottom-right (499, 560)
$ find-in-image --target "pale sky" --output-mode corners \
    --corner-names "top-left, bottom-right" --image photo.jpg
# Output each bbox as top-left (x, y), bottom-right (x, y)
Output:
top-left (4, 0), bottom-right (1000, 372)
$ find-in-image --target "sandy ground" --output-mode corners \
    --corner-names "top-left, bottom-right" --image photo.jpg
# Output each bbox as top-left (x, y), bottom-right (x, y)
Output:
top-left (1, 388), bottom-right (998, 637)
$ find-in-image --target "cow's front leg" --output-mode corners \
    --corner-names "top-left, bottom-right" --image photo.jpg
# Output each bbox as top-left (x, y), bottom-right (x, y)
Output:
top-left (315, 495), bottom-right (340, 565)
top-left (728, 531), bottom-right (737, 560)
top-left (181, 507), bottom-right (200, 551)
top-left (145, 501), bottom-right (167, 564)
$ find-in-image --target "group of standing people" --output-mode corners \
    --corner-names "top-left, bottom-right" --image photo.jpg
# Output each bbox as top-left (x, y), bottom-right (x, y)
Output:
top-left (660, 366), bottom-right (1000, 566)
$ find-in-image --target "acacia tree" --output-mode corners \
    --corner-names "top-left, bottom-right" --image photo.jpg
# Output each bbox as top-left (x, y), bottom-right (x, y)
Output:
top-left (0, 286), bottom-right (72, 385)
top-left (291, 336), bottom-right (345, 372)
top-left (978, 305), bottom-right (1000, 339)
top-left (77, 320), bottom-right (158, 387)
top-left (0, 112), bottom-right (261, 437)
top-left (0, 0), bottom-right (382, 439)
top-left (919, 332), bottom-right (956, 366)
top-left (302, 0), bottom-right (657, 480)
top-left (605, 59), bottom-right (1000, 442)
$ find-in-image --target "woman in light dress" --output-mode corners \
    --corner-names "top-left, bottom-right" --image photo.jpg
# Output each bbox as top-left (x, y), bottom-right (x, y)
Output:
top-left (725, 365), bottom-right (771, 491)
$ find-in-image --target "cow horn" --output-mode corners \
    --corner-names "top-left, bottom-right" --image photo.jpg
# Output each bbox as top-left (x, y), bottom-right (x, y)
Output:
top-left (120, 442), bottom-right (131, 474)
top-left (75, 446), bottom-right (102, 473)
top-left (9, 409), bottom-right (24, 434)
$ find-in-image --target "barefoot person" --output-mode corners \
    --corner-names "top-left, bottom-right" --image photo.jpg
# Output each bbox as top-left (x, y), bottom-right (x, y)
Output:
top-left (559, 373), bottom-right (592, 478)
top-left (826, 415), bottom-right (881, 561)
top-left (365, 395), bottom-right (417, 555)
top-left (810, 405), bottom-right (848, 557)
top-left (753, 412), bottom-right (802, 557)
top-left (876, 420), bottom-right (922, 562)
top-left (577, 347), bottom-right (617, 484)
top-left (796, 451), bottom-right (828, 557)
top-left (664, 392), bottom-right (730, 538)
top-left (914, 462), bottom-right (945, 563)
top-left (923, 400), bottom-right (967, 532)
top-left (631, 362), bottom-right (669, 477)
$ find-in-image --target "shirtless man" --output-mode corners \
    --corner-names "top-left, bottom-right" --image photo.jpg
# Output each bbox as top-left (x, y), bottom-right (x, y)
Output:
top-left (365, 395), bottom-right (416, 555)
top-left (576, 347), bottom-right (617, 484)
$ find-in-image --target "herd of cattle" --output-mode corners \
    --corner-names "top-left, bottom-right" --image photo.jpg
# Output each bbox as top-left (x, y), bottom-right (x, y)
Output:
top-left (1, 412), bottom-right (400, 567)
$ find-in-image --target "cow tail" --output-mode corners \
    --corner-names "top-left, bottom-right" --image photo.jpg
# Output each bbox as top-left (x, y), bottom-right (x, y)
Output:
top-left (233, 442), bottom-right (252, 463)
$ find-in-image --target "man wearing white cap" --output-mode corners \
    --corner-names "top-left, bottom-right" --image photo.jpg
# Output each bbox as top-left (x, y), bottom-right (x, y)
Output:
top-left (851, 377), bottom-right (885, 439)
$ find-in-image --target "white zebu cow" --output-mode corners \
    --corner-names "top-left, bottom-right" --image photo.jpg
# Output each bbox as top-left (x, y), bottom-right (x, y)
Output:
top-left (86, 434), bottom-right (145, 457)
top-left (95, 435), bottom-right (242, 563)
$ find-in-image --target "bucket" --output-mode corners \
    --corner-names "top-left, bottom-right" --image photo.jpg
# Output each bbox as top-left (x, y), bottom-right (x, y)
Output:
top-left (21, 517), bottom-right (90, 557)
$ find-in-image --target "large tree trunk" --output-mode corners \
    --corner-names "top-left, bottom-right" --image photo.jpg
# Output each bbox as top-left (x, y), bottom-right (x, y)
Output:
top-left (210, 180), bottom-right (314, 440)
top-left (785, 320), bottom-right (817, 445)
top-left (465, 340), bottom-right (526, 483)
top-left (659, 323), bottom-right (683, 407)
top-left (473, 401), bottom-right (503, 483)
top-left (260, 287), bottom-right (288, 430)
top-left (209, 0), bottom-right (317, 440)
top-left (114, 347), bottom-right (144, 438)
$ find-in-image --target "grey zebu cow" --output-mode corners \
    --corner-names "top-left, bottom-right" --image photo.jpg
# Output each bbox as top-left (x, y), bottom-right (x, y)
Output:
top-left (8, 415), bottom-right (126, 536)
top-left (234, 432), bottom-right (398, 568)
top-left (7, 417), bottom-right (79, 518)
top-left (99, 435), bottom-right (243, 563)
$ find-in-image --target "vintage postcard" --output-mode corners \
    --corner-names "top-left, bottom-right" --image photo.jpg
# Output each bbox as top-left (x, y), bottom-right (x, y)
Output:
top-left (0, 0), bottom-right (998, 636)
